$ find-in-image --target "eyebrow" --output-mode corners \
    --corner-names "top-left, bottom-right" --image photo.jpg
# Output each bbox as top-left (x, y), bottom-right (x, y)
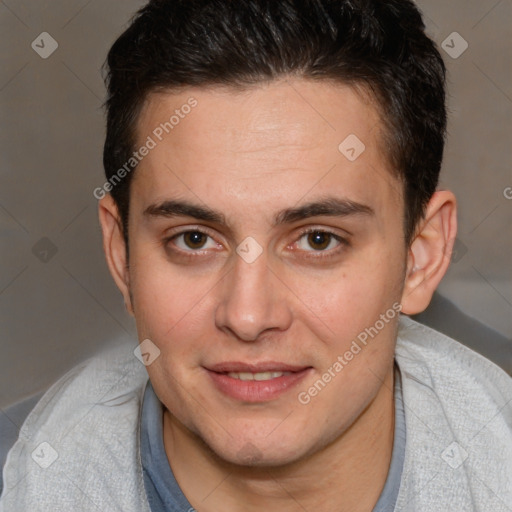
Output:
top-left (143, 196), bottom-right (374, 227)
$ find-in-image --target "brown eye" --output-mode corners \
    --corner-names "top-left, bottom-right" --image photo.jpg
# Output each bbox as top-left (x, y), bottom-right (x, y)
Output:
top-left (167, 230), bottom-right (218, 253)
top-left (306, 231), bottom-right (332, 251)
top-left (294, 229), bottom-right (346, 256)
top-left (183, 231), bottom-right (208, 249)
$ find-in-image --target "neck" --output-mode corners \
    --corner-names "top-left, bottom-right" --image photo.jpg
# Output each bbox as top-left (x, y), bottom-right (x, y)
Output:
top-left (163, 368), bottom-right (395, 512)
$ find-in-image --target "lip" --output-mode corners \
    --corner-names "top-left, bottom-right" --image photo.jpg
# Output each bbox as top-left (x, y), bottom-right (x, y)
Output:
top-left (204, 361), bottom-right (312, 403)
top-left (207, 361), bottom-right (309, 373)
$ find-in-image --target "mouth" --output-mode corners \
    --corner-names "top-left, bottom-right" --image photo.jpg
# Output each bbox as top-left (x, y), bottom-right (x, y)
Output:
top-left (204, 362), bottom-right (312, 402)
top-left (225, 370), bottom-right (293, 381)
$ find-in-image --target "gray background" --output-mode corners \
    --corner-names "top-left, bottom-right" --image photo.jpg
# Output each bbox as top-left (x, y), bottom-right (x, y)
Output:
top-left (0, 0), bottom-right (511, 410)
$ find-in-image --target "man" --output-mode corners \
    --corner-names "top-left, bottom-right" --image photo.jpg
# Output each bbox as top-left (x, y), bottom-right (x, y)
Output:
top-left (1, 1), bottom-right (511, 511)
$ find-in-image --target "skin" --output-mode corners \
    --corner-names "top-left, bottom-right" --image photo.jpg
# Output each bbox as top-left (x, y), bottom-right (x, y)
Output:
top-left (99, 78), bottom-right (457, 511)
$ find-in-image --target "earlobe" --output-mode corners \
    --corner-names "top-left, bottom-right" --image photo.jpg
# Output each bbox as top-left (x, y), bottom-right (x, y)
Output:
top-left (401, 190), bottom-right (457, 315)
top-left (97, 195), bottom-right (134, 316)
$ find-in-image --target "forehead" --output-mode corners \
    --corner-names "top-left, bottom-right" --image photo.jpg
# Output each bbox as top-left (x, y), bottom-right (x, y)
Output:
top-left (136, 79), bottom-right (382, 155)
top-left (131, 78), bottom-right (401, 222)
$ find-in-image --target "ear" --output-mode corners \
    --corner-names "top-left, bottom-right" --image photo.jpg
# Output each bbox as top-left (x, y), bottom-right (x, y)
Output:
top-left (98, 194), bottom-right (134, 316)
top-left (401, 190), bottom-right (457, 315)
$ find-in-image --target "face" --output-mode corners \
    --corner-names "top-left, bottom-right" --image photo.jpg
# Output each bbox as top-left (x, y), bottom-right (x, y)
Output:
top-left (124, 79), bottom-right (407, 466)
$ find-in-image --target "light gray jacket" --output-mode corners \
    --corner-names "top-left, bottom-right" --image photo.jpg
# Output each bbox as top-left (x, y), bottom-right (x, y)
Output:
top-left (1, 316), bottom-right (511, 511)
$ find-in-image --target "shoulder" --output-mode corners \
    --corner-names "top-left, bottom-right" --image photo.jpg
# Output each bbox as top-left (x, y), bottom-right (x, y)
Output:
top-left (396, 315), bottom-right (512, 401)
top-left (19, 341), bottom-right (149, 443)
top-left (0, 342), bottom-right (151, 512)
top-left (394, 316), bottom-right (512, 511)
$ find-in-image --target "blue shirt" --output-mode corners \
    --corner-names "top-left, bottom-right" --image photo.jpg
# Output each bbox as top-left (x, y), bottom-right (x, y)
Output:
top-left (140, 363), bottom-right (406, 511)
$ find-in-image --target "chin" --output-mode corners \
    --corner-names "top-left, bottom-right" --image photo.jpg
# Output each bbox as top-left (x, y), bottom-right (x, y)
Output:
top-left (224, 445), bottom-right (303, 468)
top-left (203, 429), bottom-right (316, 469)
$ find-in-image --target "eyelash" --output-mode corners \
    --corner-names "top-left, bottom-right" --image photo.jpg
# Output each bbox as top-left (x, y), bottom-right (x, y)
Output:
top-left (164, 227), bottom-right (349, 260)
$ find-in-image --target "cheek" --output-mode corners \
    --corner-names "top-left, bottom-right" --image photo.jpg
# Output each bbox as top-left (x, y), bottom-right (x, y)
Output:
top-left (128, 247), bottom-right (213, 348)
top-left (129, 256), bottom-right (212, 408)
top-left (280, 246), bottom-right (404, 344)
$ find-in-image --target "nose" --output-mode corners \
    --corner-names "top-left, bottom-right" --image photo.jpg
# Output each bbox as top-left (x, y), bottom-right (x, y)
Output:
top-left (214, 249), bottom-right (293, 342)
